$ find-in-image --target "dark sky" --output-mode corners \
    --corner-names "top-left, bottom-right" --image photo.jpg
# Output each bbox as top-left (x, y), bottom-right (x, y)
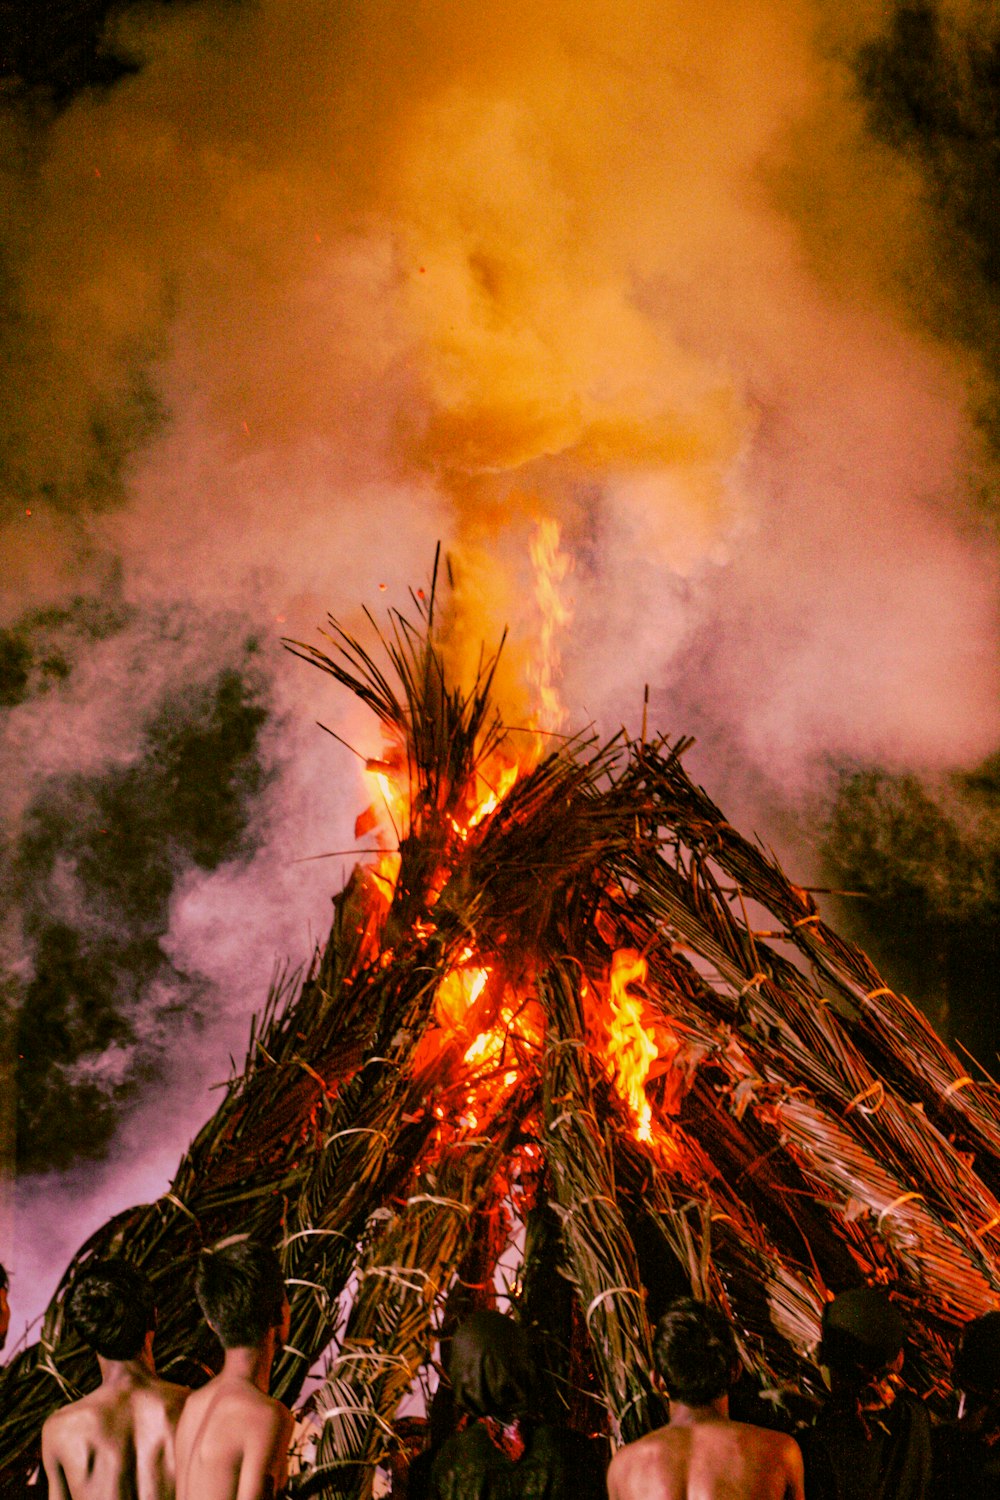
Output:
top-left (1, 1), bottom-right (143, 99)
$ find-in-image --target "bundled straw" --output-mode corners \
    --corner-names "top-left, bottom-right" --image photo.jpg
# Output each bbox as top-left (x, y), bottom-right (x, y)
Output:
top-left (309, 1091), bottom-right (528, 1491)
top-left (541, 963), bottom-right (659, 1443)
top-left (5, 580), bottom-right (1000, 1493)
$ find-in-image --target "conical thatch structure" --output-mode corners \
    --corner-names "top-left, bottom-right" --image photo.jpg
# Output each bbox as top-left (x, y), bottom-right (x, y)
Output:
top-left (4, 578), bottom-right (1000, 1495)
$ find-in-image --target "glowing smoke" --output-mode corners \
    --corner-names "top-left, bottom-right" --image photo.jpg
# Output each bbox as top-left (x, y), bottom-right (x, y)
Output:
top-left (2, 0), bottom-right (999, 1328)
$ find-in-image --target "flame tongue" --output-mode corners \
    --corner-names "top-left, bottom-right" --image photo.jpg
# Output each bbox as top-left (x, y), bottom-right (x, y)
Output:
top-left (606, 949), bottom-right (659, 1143)
top-left (434, 953), bottom-right (490, 1031)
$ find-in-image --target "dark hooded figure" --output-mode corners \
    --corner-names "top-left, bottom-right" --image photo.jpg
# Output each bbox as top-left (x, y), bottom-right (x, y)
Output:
top-left (802, 1287), bottom-right (931, 1500)
top-left (933, 1310), bottom-right (1000, 1500)
top-left (426, 1309), bottom-right (605, 1500)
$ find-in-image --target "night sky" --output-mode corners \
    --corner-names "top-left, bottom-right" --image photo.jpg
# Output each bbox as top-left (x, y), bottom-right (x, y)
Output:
top-left (3, 0), bottom-right (1000, 1334)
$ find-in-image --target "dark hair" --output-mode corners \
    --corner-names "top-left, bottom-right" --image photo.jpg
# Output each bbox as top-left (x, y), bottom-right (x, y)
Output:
top-left (66, 1258), bottom-right (156, 1360)
top-left (954, 1312), bottom-right (1000, 1397)
top-left (820, 1288), bottom-right (904, 1381)
top-left (195, 1239), bottom-right (286, 1350)
top-left (0, 1264), bottom-right (8, 1292)
top-left (448, 1310), bottom-right (542, 1421)
top-left (653, 1297), bottom-right (738, 1405)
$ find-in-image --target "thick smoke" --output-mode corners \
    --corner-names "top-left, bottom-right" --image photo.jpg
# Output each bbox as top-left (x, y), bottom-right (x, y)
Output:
top-left (2, 0), bottom-right (999, 1331)
top-left (6, 1), bottom-right (997, 738)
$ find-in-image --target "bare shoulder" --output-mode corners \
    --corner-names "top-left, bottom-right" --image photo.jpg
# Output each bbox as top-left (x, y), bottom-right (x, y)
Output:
top-left (261, 1391), bottom-right (294, 1439)
top-left (233, 1381), bottom-right (290, 1422)
top-left (181, 1376), bottom-right (289, 1433)
top-left (737, 1422), bottom-right (803, 1471)
top-left (234, 1388), bottom-right (294, 1469)
top-left (607, 1427), bottom-right (674, 1498)
top-left (41, 1401), bottom-right (73, 1448)
top-left (42, 1394), bottom-right (96, 1440)
top-left (748, 1424), bottom-right (801, 1458)
top-left (754, 1426), bottom-right (804, 1499)
top-left (42, 1395), bottom-right (102, 1464)
top-left (254, 1389), bottom-right (292, 1425)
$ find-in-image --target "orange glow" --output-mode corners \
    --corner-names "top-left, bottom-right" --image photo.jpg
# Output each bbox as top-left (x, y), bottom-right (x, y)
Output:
top-left (454, 997), bottom-right (543, 1127)
top-left (447, 756), bottom-right (525, 847)
top-left (528, 517), bottom-right (572, 733)
top-left (352, 631), bottom-right (555, 1135)
top-left (435, 962), bottom-right (491, 1031)
top-left (359, 755), bottom-right (410, 903)
top-left (367, 759), bottom-right (408, 837)
top-left (468, 760), bottom-right (520, 828)
top-left (431, 963), bottom-right (545, 1136)
top-left (350, 646), bottom-right (682, 1163)
top-left (370, 851), bottom-right (401, 900)
top-left (605, 949), bottom-right (658, 1144)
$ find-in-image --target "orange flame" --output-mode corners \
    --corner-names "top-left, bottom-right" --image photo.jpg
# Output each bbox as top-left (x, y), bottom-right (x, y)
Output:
top-left (454, 995), bottom-right (543, 1130)
top-left (357, 756), bottom-right (408, 902)
top-left (429, 945), bottom-right (544, 1134)
top-left (605, 949), bottom-right (658, 1144)
top-left (434, 957), bottom-right (490, 1031)
top-left (354, 686), bottom-right (686, 1162)
top-left (467, 760), bottom-right (520, 828)
top-left (349, 603), bottom-right (686, 1164)
top-left (363, 758), bottom-right (408, 836)
top-left (350, 586), bottom-right (568, 1131)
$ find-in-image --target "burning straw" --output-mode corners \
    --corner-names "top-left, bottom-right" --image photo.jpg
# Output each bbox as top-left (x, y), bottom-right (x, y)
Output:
top-left (542, 962), bottom-right (659, 1443)
top-left (4, 578), bottom-right (1000, 1492)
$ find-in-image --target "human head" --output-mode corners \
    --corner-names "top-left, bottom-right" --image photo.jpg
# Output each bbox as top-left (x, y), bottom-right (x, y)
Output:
top-left (195, 1238), bottom-right (287, 1350)
top-left (0, 1263), bottom-right (9, 1350)
top-left (953, 1311), bottom-right (1000, 1399)
top-left (65, 1258), bottom-right (156, 1361)
top-left (820, 1287), bottom-right (904, 1383)
top-left (448, 1309), bottom-right (541, 1422)
top-left (653, 1297), bottom-right (739, 1405)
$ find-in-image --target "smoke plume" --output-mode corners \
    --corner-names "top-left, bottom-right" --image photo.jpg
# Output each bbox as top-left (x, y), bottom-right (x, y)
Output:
top-left (2, 0), bottom-right (999, 1330)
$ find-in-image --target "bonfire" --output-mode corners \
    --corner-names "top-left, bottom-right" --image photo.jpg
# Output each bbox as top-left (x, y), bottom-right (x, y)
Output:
top-left (3, 559), bottom-right (1000, 1496)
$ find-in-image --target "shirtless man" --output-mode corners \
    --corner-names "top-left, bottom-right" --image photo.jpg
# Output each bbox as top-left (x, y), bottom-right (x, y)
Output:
top-left (41, 1257), bottom-right (189, 1500)
top-left (608, 1298), bottom-right (804, 1500)
top-left (176, 1238), bottom-right (294, 1500)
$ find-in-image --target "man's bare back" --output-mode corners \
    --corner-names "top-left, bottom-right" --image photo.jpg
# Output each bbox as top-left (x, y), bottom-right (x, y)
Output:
top-left (182, 1239), bottom-right (294, 1500)
top-left (608, 1415), bottom-right (804, 1500)
top-left (176, 1373), bottom-right (293, 1500)
top-left (42, 1365), bottom-right (188, 1500)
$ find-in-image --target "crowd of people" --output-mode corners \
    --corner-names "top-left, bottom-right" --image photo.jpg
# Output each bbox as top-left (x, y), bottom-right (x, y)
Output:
top-left (4, 1244), bottom-right (1000, 1499)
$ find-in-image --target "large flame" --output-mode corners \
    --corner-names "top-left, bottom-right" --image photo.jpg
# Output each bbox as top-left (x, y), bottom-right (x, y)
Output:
top-left (605, 949), bottom-right (659, 1144)
top-left (353, 564), bottom-right (683, 1155)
